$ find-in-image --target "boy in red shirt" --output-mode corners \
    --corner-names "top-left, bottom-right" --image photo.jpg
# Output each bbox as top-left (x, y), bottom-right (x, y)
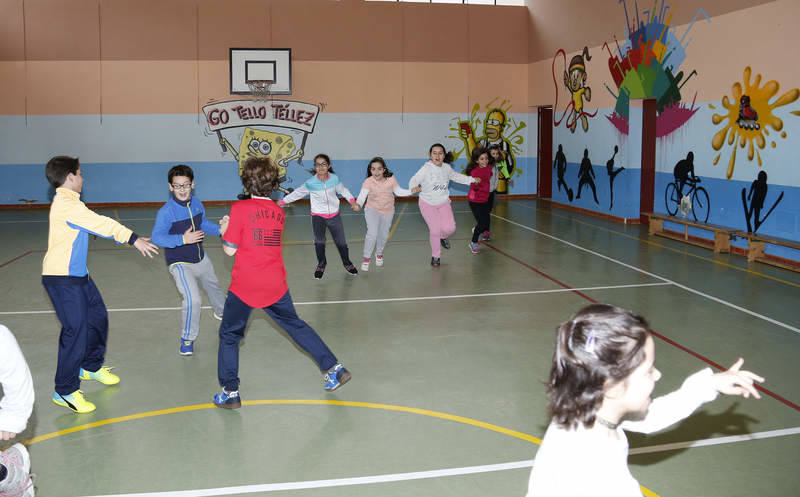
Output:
top-left (214, 157), bottom-right (351, 408)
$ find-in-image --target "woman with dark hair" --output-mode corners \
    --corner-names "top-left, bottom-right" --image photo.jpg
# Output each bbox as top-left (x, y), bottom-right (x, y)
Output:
top-left (280, 153), bottom-right (360, 279)
top-left (525, 304), bottom-right (763, 497)
top-left (214, 157), bottom-right (351, 409)
top-left (355, 157), bottom-right (420, 271)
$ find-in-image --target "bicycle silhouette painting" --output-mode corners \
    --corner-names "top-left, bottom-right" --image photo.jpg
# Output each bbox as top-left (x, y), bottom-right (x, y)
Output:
top-left (665, 151), bottom-right (710, 222)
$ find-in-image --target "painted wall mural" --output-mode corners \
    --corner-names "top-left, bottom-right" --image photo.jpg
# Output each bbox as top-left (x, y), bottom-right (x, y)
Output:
top-left (604, 0), bottom-right (706, 138)
top-left (605, 145), bottom-right (624, 209)
top-left (552, 47), bottom-right (597, 133)
top-left (741, 171), bottom-right (783, 233)
top-left (450, 100), bottom-right (526, 193)
top-left (664, 151), bottom-right (711, 222)
top-left (710, 66), bottom-right (800, 179)
top-left (202, 99), bottom-right (321, 198)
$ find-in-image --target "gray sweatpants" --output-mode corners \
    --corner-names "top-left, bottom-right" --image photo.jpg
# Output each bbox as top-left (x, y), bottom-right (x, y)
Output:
top-left (168, 255), bottom-right (226, 341)
top-left (363, 207), bottom-right (393, 259)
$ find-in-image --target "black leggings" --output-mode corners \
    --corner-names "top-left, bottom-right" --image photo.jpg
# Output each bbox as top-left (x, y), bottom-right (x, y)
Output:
top-left (312, 214), bottom-right (351, 266)
top-left (469, 201), bottom-right (492, 243)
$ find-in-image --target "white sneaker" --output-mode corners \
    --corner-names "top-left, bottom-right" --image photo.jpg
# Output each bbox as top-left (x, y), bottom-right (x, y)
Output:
top-left (361, 261), bottom-right (369, 271)
top-left (0, 443), bottom-right (34, 497)
top-left (375, 255), bottom-right (384, 267)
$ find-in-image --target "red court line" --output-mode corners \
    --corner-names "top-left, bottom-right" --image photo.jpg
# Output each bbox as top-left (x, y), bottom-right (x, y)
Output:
top-left (0, 250), bottom-right (34, 269)
top-left (483, 241), bottom-right (800, 413)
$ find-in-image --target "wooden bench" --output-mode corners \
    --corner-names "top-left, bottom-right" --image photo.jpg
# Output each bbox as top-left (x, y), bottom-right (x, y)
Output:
top-left (643, 212), bottom-right (741, 253)
top-left (744, 233), bottom-right (800, 272)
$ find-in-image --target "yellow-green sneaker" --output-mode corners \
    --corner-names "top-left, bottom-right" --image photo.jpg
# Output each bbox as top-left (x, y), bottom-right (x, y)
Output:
top-left (79, 366), bottom-right (120, 385)
top-left (52, 390), bottom-right (96, 413)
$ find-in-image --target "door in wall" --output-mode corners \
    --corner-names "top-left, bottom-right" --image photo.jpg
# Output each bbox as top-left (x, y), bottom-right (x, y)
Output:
top-left (537, 107), bottom-right (553, 198)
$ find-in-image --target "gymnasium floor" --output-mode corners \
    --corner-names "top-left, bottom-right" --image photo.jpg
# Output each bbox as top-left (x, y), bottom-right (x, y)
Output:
top-left (1, 198), bottom-right (798, 497)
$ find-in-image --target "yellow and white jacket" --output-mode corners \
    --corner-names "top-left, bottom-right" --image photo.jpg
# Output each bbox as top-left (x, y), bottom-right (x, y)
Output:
top-left (42, 188), bottom-right (137, 277)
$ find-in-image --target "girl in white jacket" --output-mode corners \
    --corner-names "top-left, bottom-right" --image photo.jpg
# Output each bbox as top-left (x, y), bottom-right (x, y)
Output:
top-left (525, 304), bottom-right (764, 497)
top-left (408, 143), bottom-right (479, 267)
top-left (280, 153), bottom-right (361, 279)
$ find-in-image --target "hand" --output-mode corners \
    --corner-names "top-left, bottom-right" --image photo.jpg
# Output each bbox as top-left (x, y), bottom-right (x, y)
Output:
top-left (0, 430), bottom-right (17, 441)
top-left (183, 227), bottom-right (205, 244)
top-left (219, 215), bottom-right (230, 235)
top-left (133, 237), bottom-right (159, 258)
top-left (712, 358), bottom-right (764, 399)
top-left (411, 186), bottom-right (421, 194)
top-left (351, 203), bottom-right (361, 212)
top-left (473, 177), bottom-right (481, 184)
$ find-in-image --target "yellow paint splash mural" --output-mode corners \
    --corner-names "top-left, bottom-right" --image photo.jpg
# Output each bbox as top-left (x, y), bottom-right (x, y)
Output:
top-left (711, 67), bottom-right (800, 179)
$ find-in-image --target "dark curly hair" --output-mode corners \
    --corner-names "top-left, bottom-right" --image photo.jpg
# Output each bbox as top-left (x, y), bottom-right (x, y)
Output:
top-left (365, 157), bottom-right (394, 178)
top-left (548, 304), bottom-right (650, 430)
top-left (241, 157), bottom-right (280, 197)
top-left (464, 147), bottom-right (494, 176)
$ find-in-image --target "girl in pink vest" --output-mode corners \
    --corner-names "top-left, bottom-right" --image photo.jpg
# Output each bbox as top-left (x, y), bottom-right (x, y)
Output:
top-left (356, 157), bottom-right (420, 271)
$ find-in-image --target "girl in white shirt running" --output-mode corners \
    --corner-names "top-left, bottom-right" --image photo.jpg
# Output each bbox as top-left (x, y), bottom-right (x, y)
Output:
top-left (408, 143), bottom-right (479, 267)
top-left (525, 304), bottom-right (764, 497)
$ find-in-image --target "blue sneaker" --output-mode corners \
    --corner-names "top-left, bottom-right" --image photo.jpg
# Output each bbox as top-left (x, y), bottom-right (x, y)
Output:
top-left (213, 388), bottom-right (241, 409)
top-left (179, 340), bottom-right (194, 356)
top-left (324, 364), bottom-right (351, 392)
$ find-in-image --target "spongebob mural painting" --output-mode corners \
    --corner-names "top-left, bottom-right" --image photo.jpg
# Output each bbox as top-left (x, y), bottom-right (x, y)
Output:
top-left (451, 101), bottom-right (526, 193)
top-left (202, 100), bottom-right (320, 198)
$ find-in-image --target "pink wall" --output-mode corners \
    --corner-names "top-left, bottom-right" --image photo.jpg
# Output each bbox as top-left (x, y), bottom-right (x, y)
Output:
top-left (0, 0), bottom-right (530, 115)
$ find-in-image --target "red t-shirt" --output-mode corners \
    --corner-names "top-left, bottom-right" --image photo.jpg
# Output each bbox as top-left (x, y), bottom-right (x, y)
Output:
top-left (223, 198), bottom-right (288, 308)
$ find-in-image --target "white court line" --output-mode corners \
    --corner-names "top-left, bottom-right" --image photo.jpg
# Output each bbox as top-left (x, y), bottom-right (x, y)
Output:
top-left (628, 426), bottom-right (800, 454)
top-left (0, 282), bottom-right (670, 316)
top-left (494, 215), bottom-right (800, 335)
top-left (76, 427), bottom-right (800, 497)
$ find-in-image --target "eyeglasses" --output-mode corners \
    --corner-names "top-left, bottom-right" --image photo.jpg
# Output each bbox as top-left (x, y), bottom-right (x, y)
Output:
top-left (314, 162), bottom-right (329, 167)
top-left (172, 183), bottom-right (192, 191)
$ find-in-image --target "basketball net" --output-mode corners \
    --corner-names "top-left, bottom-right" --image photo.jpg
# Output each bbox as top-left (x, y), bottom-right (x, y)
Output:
top-left (247, 80), bottom-right (273, 101)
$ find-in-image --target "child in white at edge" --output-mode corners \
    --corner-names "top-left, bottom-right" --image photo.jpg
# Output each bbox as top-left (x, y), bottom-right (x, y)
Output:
top-left (408, 143), bottom-right (479, 261)
top-left (526, 304), bottom-right (764, 497)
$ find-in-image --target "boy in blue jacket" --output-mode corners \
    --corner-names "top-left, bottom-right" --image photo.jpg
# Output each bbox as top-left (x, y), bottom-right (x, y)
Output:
top-left (152, 165), bottom-right (227, 356)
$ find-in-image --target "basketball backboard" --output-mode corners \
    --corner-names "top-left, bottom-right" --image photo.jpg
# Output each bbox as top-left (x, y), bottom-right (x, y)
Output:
top-left (229, 48), bottom-right (292, 95)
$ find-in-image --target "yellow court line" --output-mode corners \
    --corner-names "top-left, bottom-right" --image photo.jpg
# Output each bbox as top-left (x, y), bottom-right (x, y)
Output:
top-left (113, 209), bottom-right (121, 222)
top-left (529, 206), bottom-right (800, 289)
top-left (22, 399), bottom-right (660, 496)
top-left (388, 202), bottom-right (409, 241)
top-left (23, 399), bottom-right (540, 446)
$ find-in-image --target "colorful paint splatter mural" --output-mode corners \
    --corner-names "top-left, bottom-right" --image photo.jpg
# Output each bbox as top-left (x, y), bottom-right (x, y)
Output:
top-left (604, 0), bottom-right (707, 138)
top-left (710, 66), bottom-right (800, 179)
top-left (449, 99), bottom-right (526, 193)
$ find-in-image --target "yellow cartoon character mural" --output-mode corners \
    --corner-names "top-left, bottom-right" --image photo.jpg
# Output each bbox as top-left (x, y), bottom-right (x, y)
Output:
top-left (457, 107), bottom-right (522, 193)
top-left (218, 128), bottom-right (303, 196)
top-left (552, 46), bottom-right (597, 133)
top-left (202, 99), bottom-right (320, 198)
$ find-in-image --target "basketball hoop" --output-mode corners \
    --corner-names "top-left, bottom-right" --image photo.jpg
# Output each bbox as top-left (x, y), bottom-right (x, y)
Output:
top-left (246, 79), bottom-right (273, 101)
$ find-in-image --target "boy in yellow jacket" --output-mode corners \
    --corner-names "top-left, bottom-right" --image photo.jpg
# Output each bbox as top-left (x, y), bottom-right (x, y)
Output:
top-left (42, 156), bottom-right (158, 413)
